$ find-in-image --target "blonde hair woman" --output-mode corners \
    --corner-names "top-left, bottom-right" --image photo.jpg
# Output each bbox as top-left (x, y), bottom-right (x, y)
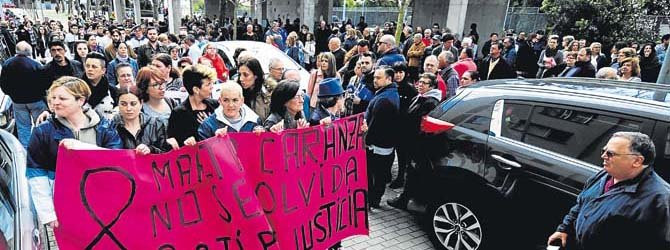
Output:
top-left (27, 76), bottom-right (122, 229)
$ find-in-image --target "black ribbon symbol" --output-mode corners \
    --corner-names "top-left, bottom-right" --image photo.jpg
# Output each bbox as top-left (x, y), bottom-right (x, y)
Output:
top-left (80, 166), bottom-right (136, 250)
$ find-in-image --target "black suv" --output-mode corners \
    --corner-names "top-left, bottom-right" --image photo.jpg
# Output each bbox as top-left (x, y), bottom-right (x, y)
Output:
top-left (409, 78), bottom-right (670, 250)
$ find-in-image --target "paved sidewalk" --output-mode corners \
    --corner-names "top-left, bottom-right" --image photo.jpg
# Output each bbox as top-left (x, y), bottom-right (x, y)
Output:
top-left (342, 164), bottom-right (434, 250)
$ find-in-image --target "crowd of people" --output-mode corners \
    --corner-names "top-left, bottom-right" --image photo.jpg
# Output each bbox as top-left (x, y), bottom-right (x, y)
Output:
top-left (0, 9), bottom-right (668, 248)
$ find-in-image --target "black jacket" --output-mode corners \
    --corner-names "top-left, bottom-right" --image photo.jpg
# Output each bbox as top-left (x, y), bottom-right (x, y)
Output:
top-left (332, 48), bottom-right (346, 70)
top-left (558, 61), bottom-right (596, 78)
top-left (0, 27), bottom-right (16, 56)
top-left (478, 56), bottom-right (517, 80)
top-left (557, 167), bottom-right (670, 250)
top-left (136, 42), bottom-right (167, 67)
top-left (0, 55), bottom-right (48, 103)
top-left (406, 89), bottom-right (441, 149)
top-left (365, 83), bottom-right (400, 149)
top-left (43, 58), bottom-right (84, 84)
top-left (640, 57), bottom-right (661, 83)
top-left (167, 98), bottom-right (218, 146)
top-left (113, 113), bottom-right (171, 153)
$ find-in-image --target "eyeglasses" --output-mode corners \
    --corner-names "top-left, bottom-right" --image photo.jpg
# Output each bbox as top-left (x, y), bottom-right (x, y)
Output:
top-left (601, 149), bottom-right (640, 158)
top-left (293, 93), bottom-right (305, 100)
top-left (376, 42), bottom-right (386, 46)
top-left (150, 82), bottom-right (167, 89)
top-left (418, 80), bottom-right (431, 85)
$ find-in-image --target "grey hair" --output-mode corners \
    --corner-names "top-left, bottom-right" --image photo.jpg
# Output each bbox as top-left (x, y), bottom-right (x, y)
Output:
top-left (269, 57), bottom-right (283, 69)
top-left (596, 67), bottom-right (618, 80)
top-left (440, 51), bottom-right (456, 64)
top-left (612, 132), bottom-right (656, 166)
top-left (380, 34), bottom-right (396, 47)
top-left (15, 41), bottom-right (32, 56)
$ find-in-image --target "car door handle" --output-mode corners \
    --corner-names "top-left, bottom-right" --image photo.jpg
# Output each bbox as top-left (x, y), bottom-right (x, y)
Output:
top-left (491, 154), bottom-right (522, 170)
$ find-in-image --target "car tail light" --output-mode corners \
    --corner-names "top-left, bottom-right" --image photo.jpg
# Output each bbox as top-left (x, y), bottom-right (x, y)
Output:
top-left (420, 116), bottom-right (455, 134)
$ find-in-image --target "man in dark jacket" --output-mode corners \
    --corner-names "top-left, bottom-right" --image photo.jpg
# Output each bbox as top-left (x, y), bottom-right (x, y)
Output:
top-left (563, 47), bottom-right (596, 78)
top-left (136, 27), bottom-right (167, 67)
top-left (43, 41), bottom-right (84, 84)
top-left (329, 37), bottom-right (346, 70)
top-left (315, 21), bottom-right (331, 55)
top-left (15, 21), bottom-right (38, 58)
top-left (431, 33), bottom-right (459, 58)
top-left (364, 67), bottom-right (400, 209)
top-left (478, 43), bottom-right (517, 80)
top-left (548, 132), bottom-right (670, 250)
top-left (0, 21), bottom-right (16, 56)
top-left (481, 32), bottom-right (499, 58)
top-left (0, 42), bottom-right (48, 147)
top-left (376, 34), bottom-right (406, 67)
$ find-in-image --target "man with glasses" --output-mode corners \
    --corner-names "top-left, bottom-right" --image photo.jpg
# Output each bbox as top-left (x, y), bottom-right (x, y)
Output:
top-left (268, 58), bottom-right (285, 83)
top-left (376, 34), bottom-right (406, 67)
top-left (44, 41), bottom-right (83, 84)
top-left (548, 132), bottom-right (670, 249)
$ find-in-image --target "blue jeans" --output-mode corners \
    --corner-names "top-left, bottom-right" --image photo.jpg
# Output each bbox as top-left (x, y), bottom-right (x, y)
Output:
top-left (14, 101), bottom-right (48, 148)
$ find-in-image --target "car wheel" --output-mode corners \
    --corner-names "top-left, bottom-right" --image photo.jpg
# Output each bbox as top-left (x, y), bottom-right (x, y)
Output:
top-left (425, 194), bottom-right (504, 250)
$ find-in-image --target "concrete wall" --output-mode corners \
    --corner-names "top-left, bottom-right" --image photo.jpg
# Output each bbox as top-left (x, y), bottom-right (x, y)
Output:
top-left (411, 0), bottom-right (450, 30)
top-left (464, 0), bottom-right (508, 42)
top-left (332, 7), bottom-right (413, 28)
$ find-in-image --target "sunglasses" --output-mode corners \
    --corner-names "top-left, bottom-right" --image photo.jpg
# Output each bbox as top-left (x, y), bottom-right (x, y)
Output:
top-left (601, 149), bottom-right (639, 158)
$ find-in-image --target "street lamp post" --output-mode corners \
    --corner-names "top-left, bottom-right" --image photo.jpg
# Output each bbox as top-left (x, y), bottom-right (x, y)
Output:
top-left (342, 0), bottom-right (346, 24)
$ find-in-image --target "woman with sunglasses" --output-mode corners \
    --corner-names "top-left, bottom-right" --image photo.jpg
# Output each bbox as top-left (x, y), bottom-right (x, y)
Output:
top-left (113, 85), bottom-right (172, 155)
top-left (28, 76), bottom-right (122, 231)
top-left (136, 66), bottom-right (180, 121)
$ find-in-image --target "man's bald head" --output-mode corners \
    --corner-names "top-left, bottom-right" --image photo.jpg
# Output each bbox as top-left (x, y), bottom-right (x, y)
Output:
top-left (15, 41), bottom-right (32, 56)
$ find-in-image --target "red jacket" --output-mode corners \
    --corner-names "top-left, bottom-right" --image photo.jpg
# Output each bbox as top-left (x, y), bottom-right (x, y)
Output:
top-left (203, 53), bottom-right (229, 81)
top-left (452, 58), bottom-right (478, 79)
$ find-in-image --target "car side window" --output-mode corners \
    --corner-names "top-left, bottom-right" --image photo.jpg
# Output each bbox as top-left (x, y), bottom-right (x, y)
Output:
top-left (665, 128), bottom-right (670, 157)
top-left (500, 103), bottom-right (532, 141)
top-left (438, 96), bottom-right (493, 134)
top-left (500, 102), bottom-right (643, 166)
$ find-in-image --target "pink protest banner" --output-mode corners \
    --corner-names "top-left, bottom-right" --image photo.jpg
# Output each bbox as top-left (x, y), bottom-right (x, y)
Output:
top-left (53, 113), bottom-right (368, 249)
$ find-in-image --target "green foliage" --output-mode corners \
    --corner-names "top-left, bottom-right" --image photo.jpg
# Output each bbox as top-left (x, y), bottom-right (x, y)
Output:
top-left (193, 0), bottom-right (204, 13)
top-left (541, 0), bottom-right (658, 46)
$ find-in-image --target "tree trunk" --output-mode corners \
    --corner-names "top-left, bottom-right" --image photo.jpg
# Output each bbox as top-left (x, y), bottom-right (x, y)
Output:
top-left (394, 0), bottom-right (410, 43)
top-left (232, 0), bottom-right (238, 40)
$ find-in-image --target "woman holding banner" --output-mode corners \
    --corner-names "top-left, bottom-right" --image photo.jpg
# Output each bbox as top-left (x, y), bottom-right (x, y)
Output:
top-left (197, 81), bottom-right (264, 140)
top-left (113, 85), bottom-right (172, 155)
top-left (264, 80), bottom-right (310, 133)
top-left (27, 76), bottom-right (122, 229)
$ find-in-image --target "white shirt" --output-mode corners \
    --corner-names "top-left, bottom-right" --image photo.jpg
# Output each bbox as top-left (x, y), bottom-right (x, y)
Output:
top-left (189, 43), bottom-right (202, 64)
top-left (128, 36), bottom-right (148, 49)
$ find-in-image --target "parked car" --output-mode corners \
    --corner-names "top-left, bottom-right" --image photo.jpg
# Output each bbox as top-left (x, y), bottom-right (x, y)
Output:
top-left (0, 88), bottom-right (14, 135)
top-left (413, 78), bottom-right (670, 250)
top-left (0, 128), bottom-right (44, 249)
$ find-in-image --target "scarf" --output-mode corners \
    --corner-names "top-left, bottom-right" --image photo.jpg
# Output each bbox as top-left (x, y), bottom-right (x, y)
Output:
top-left (116, 52), bottom-right (130, 62)
top-left (86, 76), bottom-right (110, 107)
